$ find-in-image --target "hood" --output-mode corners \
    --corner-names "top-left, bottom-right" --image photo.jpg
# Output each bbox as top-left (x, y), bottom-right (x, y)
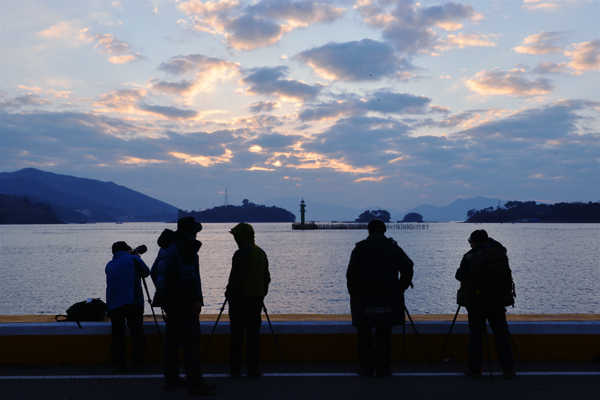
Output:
top-left (230, 223), bottom-right (255, 248)
top-left (355, 233), bottom-right (395, 253)
top-left (157, 229), bottom-right (177, 249)
top-left (157, 228), bottom-right (202, 252)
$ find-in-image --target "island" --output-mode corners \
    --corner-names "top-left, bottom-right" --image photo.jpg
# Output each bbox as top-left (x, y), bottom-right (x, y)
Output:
top-left (466, 201), bottom-right (600, 223)
top-left (178, 199), bottom-right (296, 223)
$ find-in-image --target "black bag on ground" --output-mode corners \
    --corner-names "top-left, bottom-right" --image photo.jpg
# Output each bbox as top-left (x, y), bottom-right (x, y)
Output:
top-left (55, 298), bottom-right (108, 328)
top-left (470, 247), bottom-right (516, 308)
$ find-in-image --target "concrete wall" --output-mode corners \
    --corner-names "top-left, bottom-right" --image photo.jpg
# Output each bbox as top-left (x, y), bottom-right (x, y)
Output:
top-left (1, 319), bottom-right (599, 364)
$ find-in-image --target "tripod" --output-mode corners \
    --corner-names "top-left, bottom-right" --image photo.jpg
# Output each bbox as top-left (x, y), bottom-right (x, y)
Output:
top-left (404, 306), bottom-right (433, 366)
top-left (438, 305), bottom-right (523, 377)
top-left (200, 299), bottom-right (288, 372)
top-left (141, 277), bottom-right (163, 347)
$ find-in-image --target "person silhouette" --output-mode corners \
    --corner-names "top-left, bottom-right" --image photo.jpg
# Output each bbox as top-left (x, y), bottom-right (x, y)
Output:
top-left (346, 219), bottom-right (414, 377)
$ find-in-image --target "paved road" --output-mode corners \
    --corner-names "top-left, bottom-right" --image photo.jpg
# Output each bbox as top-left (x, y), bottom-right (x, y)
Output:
top-left (1, 361), bottom-right (599, 400)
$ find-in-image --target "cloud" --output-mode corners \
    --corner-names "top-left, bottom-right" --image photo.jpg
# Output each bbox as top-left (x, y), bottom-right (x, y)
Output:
top-left (241, 66), bottom-right (322, 102)
top-left (0, 94), bottom-right (52, 111)
top-left (78, 28), bottom-right (145, 64)
top-left (94, 89), bottom-right (147, 113)
top-left (170, 149), bottom-right (233, 166)
top-left (137, 103), bottom-right (199, 119)
top-left (159, 54), bottom-right (240, 77)
top-left (355, 0), bottom-right (483, 54)
top-left (38, 21), bottom-right (74, 38)
top-left (466, 69), bottom-right (555, 97)
top-left (565, 39), bottom-right (600, 71)
top-left (150, 79), bottom-right (198, 96)
top-left (513, 31), bottom-right (566, 54)
top-left (247, 101), bottom-right (281, 113)
top-left (248, 132), bottom-right (304, 151)
top-left (298, 91), bottom-right (437, 122)
top-left (296, 39), bottom-right (415, 82)
top-left (522, 0), bottom-right (561, 12)
top-left (532, 61), bottom-right (570, 75)
top-left (178, 0), bottom-right (344, 50)
top-left (436, 33), bottom-right (496, 50)
top-left (457, 99), bottom-right (599, 141)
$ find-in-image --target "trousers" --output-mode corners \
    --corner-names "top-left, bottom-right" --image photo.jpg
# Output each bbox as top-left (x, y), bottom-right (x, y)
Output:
top-left (228, 296), bottom-right (263, 372)
top-left (108, 304), bottom-right (146, 366)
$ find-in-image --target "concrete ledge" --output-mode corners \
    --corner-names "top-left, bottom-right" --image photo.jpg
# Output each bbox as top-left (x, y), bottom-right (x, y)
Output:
top-left (1, 315), bottom-right (599, 364)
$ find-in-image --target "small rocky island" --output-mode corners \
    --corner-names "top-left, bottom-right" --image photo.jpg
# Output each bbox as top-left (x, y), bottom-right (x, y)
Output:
top-left (178, 199), bottom-right (296, 223)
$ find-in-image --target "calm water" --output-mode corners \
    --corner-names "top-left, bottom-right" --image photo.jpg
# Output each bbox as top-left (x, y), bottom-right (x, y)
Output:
top-left (1, 222), bottom-right (598, 315)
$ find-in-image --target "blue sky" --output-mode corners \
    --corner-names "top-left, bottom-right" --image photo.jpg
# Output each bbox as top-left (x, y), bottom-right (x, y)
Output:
top-left (1, 0), bottom-right (598, 211)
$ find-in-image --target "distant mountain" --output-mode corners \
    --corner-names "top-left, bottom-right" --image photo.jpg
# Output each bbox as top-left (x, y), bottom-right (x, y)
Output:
top-left (264, 196), bottom-right (504, 222)
top-left (263, 197), bottom-right (405, 222)
top-left (404, 197), bottom-right (502, 221)
top-left (0, 168), bottom-right (178, 223)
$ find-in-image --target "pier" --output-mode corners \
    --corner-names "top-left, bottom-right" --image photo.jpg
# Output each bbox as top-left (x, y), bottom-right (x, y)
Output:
top-left (292, 222), bottom-right (430, 230)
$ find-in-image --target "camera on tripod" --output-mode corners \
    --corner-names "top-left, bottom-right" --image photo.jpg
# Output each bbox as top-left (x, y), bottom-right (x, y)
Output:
top-left (134, 245), bottom-right (147, 255)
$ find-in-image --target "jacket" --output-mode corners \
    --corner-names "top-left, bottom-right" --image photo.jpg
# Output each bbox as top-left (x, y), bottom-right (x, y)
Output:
top-left (151, 229), bottom-right (203, 308)
top-left (105, 251), bottom-right (150, 312)
top-left (226, 224), bottom-right (270, 299)
top-left (455, 237), bottom-right (506, 308)
top-left (346, 233), bottom-right (414, 327)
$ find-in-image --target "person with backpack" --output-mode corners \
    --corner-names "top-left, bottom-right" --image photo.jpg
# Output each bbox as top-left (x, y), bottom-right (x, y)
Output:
top-left (346, 219), bottom-right (414, 377)
top-left (455, 229), bottom-right (515, 379)
top-left (225, 223), bottom-right (271, 379)
top-left (151, 217), bottom-right (217, 395)
top-left (105, 241), bottom-right (150, 372)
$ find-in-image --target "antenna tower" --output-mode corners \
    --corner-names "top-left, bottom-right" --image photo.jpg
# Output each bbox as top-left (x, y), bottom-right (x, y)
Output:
top-left (225, 188), bottom-right (229, 206)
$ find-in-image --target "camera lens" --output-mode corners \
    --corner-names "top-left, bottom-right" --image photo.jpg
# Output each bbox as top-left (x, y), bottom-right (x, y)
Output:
top-left (135, 245), bottom-right (147, 255)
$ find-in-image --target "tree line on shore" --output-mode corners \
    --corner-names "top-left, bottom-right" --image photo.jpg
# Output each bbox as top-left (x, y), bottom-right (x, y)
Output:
top-left (466, 201), bottom-right (600, 223)
top-left (178, 199), bottom-right (296, 223)
top-left (0, 194), bottom-right (63, 224)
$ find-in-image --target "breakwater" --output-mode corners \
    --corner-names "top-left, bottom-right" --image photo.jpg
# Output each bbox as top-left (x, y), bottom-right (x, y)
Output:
top-left (292, 222), bottom-right (430, 230)
top-left (1, 314), bottom-right (598, 364)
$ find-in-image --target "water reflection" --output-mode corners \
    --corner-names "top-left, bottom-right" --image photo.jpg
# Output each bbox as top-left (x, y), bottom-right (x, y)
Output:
top-left (0, 222), bottom-right (598, 315)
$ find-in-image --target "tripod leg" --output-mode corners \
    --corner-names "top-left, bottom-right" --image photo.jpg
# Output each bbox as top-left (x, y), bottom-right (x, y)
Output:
top-left (484, 324), bottom-right (493, 379)
top-left (200, 299), bottom-right (227, 362)
top-left (263, 303), bottom-right (288, 373)
top-left (142, 277), bottom-right (163, 347)
top-left (509, 332), bottom-right (524, 365)
top-left (405, 306), bottom-right (433, 367)
top-left (402, 322), bottom-right (406, 360)
top-left (438, 305), bottom-right (461, 362)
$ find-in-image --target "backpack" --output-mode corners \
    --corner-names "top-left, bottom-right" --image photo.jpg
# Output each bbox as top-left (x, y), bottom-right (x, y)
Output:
top-left (470, 247), bottom-right (516, 308)
top-left (55, 298), bottom-right (107, 328)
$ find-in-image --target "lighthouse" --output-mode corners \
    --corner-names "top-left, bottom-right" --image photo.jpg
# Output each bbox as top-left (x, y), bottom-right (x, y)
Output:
top-left (300, 198), bottom-right (306, 225)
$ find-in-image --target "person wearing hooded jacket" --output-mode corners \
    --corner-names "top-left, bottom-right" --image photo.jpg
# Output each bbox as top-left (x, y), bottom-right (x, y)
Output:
top-left (225, 223), bottom-right (271, 379)
top-left (346, 219), bottom-right (414, 377)
top-left (151, 216), bottom-right (216, 395)
top-left (455, 229), bottom-right (515, 379)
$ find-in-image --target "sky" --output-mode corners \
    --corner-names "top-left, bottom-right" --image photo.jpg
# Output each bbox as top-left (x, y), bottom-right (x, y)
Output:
top-left (1, 0), bottom-right (598, 212)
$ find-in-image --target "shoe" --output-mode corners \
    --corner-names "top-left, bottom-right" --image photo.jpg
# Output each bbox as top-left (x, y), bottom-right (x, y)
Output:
top-left (246, 370), bottom-right (263, 379)
top-left (376, 369), bottom-right (393, 378)
top-left (503, 369), bottom-right (516, 379)
top-left (230, 368), bottom-right (242, 379)
top-left (163, 376), bottom-right (187, 390)
top-left (463, 368), bottom-right (482, 379)
top-left (188, 379), bottom-right (217, 395)
top-left (356, 368), bottom-right (374, 377)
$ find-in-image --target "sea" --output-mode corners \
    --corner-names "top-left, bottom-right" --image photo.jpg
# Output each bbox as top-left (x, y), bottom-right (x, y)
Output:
top-left (0, 222), bottom-right (598, 316)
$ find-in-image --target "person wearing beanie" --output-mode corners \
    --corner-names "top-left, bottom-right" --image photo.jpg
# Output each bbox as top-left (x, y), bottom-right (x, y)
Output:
top-left (150, 216), bottom-right (216, 395)
top-left (346, 219), bottom-right (414, 377)
top-left (225, 223), bottom-right (271, 379)
top-left (105, 241), bottom-right (150, 372)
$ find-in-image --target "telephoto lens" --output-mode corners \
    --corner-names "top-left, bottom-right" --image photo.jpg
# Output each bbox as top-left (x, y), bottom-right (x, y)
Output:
top-left (135, 245), bottom-right (147, 255)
